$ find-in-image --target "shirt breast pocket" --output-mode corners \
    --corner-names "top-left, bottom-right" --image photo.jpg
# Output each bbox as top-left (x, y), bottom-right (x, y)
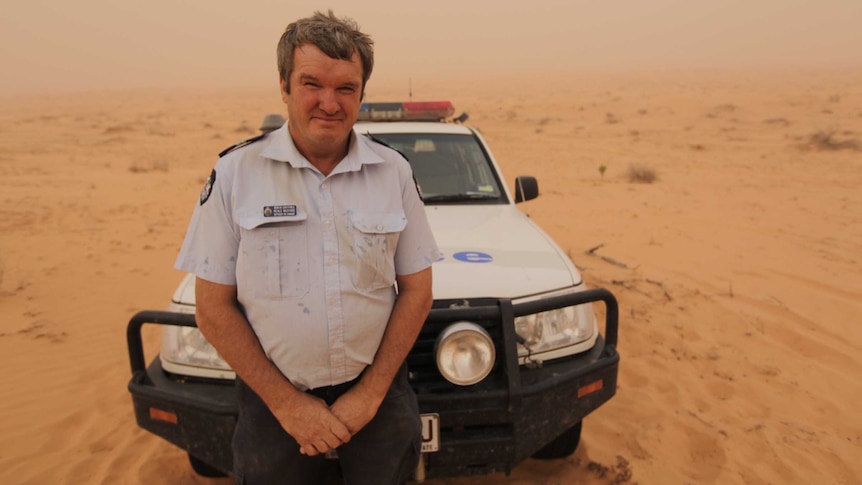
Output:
top-left (350, 212), bottom-right (407, 292)
top-left (237, 212), bottom-right (309, 298)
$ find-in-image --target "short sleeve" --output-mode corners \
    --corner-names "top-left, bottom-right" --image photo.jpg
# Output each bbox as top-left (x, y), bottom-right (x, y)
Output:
top-left (174, 159), bottom-right (240, 285)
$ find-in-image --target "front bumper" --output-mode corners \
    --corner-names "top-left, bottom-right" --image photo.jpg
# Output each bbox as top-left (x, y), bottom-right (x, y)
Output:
top-left (127, 288), bottom-right (619, 479)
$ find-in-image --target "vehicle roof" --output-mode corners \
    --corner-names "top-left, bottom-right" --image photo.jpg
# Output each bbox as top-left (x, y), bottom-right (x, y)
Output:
top-left (354, 121), bottom-right (473, 135)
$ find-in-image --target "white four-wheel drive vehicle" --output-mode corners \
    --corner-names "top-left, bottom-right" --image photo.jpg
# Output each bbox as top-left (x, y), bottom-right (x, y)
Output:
top-left (126, 102), bottom-right (620, 481)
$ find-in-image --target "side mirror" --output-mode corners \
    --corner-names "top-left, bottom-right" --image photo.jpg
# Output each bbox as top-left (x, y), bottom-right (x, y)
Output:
top-left (514, 176), bottom-right (539, 203)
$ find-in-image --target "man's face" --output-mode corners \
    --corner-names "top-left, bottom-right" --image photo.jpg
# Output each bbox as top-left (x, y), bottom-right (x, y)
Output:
top-left (281, 44), bottom-right (363, 158)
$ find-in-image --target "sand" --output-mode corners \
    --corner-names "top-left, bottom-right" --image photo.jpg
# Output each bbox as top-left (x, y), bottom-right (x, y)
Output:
top-left (1, 68), bottom-right (860, 484)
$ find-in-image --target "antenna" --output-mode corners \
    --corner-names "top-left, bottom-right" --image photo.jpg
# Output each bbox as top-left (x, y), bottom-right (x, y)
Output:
top-left (516, 177), bottom-right (531, 218)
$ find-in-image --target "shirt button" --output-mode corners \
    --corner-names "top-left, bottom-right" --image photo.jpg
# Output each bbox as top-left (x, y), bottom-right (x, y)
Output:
top-left (324, 219), bottom-right (332, 227)
top-left (327, 258), bottom-right (335, 266)
top-left (321, 183), bottom-right (328, 190)
top-left (376, 224), bottom-right (383, 231)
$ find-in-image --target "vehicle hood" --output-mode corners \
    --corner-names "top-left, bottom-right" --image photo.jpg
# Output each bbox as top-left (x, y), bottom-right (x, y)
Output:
top-left (425, 205), bottom-right (580, 300)
top-left (172, 205), bottom-right (580, 306)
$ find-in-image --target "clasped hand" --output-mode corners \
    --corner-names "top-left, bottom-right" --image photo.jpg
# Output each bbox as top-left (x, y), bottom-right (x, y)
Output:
top-left (275, 386), bottom-right (381, 456)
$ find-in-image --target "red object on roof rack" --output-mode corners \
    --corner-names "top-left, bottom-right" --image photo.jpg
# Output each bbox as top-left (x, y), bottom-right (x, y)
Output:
top-left (358, 101), bottom-right (455, 122)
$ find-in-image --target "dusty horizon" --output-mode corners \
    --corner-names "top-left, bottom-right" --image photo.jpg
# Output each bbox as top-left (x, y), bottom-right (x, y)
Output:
top-left (1, 68), bottom-right (860, 484)
top-left (3, 0), bottom-right (862, 96)
top-left (2, 2), bottom-right (862, 483)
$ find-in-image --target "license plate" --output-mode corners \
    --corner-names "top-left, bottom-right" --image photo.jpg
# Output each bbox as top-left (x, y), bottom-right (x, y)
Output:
top-left (421, 413), bottom-right (439, 452)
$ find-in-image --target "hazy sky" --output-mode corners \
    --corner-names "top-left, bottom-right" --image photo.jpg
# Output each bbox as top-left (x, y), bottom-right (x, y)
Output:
top-left (2, 0), bottom-right (861, 95)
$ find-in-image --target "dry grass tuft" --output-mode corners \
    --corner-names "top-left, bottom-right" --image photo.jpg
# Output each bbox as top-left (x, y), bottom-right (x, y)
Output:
top-left (129, 160), bottom-right (169, 173)
top-left (803, 130), bottom-right (860, 152)
top-left (103, 124), bottom-right (135, 135)
top-left (626, 164), bottom-right (658, 184)
top-left (234, 122), bottom-right (255, 135)
top-left (706, 104), bottom-right (737, 118)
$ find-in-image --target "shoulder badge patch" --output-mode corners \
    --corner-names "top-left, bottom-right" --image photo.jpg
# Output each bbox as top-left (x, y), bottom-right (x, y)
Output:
top-left (200, 169), bottom-right (216, 205)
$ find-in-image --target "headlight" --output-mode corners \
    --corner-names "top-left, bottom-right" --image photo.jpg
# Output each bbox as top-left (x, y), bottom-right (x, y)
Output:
top-left (160, 303), bottom-right (234, 380)
top-left (514, 302), bottom-right (596, 358)
top-left (435, 322), bottom-right (495, 386)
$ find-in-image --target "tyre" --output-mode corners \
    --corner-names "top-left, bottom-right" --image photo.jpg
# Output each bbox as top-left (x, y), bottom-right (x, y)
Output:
top-left (188, 454), bottom-right (229, 478)
top-left (531, 421), bottom-right (583, 459)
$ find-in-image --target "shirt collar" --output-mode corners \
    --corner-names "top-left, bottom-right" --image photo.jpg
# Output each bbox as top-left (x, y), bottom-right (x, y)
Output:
top-left (260, 123), bottom-right (386, 174)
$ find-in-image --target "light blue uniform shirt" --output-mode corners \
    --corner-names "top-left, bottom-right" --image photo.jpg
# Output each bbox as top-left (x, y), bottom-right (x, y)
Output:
top-left (175, 124), bottom-right (440, 390)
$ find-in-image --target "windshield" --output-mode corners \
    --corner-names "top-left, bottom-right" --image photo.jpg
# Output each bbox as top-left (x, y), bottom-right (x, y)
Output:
top-left (369, 133), bottom-right (506, 204)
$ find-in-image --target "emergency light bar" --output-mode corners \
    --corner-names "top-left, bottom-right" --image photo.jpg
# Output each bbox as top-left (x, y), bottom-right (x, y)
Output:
top-left (358, 101), bottom-right (455, 122)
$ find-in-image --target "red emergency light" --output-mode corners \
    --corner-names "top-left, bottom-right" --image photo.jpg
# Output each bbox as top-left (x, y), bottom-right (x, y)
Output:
top-left (358, 101), bottom-right (455, 122)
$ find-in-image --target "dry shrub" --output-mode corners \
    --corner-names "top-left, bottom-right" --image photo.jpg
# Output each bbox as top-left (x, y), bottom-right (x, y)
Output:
top-left (234, 122), bottom-right (255, 135)
top-left (804, 130), bottom-right (860, 151)
top-left (626, 164), bottom-right (658, 184)
top-left (129, 160), bottom-right (170, 173)
top-left (103, 124), bottom-right (134, 135)
top-left (706, 104), bottom-right (737, 118)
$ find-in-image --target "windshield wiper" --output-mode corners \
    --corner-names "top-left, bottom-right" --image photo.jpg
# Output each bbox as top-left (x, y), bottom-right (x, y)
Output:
top-left (422, 193), bottom-right (500, 202)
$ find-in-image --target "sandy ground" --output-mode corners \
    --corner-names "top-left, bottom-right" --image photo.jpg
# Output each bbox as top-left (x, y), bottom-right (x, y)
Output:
top-left (1, 68), bottom-right (861, 484)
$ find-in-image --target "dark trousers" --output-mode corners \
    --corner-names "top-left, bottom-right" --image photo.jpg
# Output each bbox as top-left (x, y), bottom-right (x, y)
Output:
top-left (232, 365), bottom-right (421, 485)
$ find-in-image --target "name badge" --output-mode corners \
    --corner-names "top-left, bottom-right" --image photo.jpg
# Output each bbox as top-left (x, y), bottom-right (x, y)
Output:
top-left (263, 205), bottom-right (297, 217)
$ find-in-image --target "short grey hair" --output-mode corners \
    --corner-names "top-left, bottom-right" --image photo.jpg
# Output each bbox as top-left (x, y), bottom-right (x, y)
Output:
top-left (277, 10), bottom-right (374, 96)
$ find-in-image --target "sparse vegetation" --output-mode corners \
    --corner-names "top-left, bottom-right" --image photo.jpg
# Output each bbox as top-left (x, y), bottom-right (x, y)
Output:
top-left (129, 160), bottom-right (170, 173)
top-left (234, 122), bottom-right (255, 135)
top-left (706, 104), bottom-right (737, 119)
top-left (626, 164), bottom-right (658, 184)
top-left (605, 113), bottom-right (620, 124)
top-left (147, 129), bottom-right (175, 137)
top-left (803, 130), bottom-right (860, 152)
top-left (103, 124), bottom-right (134, 135)
top-left (763, 117), bottom-right (790, 126)
top-left (599, 165), bottom-right (607, 178)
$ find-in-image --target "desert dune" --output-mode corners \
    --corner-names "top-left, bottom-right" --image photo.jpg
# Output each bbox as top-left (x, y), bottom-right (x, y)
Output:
top-left (1, 68), bottom-right (861, 484)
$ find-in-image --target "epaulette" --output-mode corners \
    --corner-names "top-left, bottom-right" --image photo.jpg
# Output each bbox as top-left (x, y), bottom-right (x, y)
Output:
top-left (363, 133), bottom-right (409, 161)
top-left (362, 133), bottom-right (424, 201)
top-left (218, 133), bottom-right (267, 158)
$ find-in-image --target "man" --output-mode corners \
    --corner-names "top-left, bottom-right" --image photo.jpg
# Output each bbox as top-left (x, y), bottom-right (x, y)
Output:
top-left (175, 11), bottom-right (439, 485)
